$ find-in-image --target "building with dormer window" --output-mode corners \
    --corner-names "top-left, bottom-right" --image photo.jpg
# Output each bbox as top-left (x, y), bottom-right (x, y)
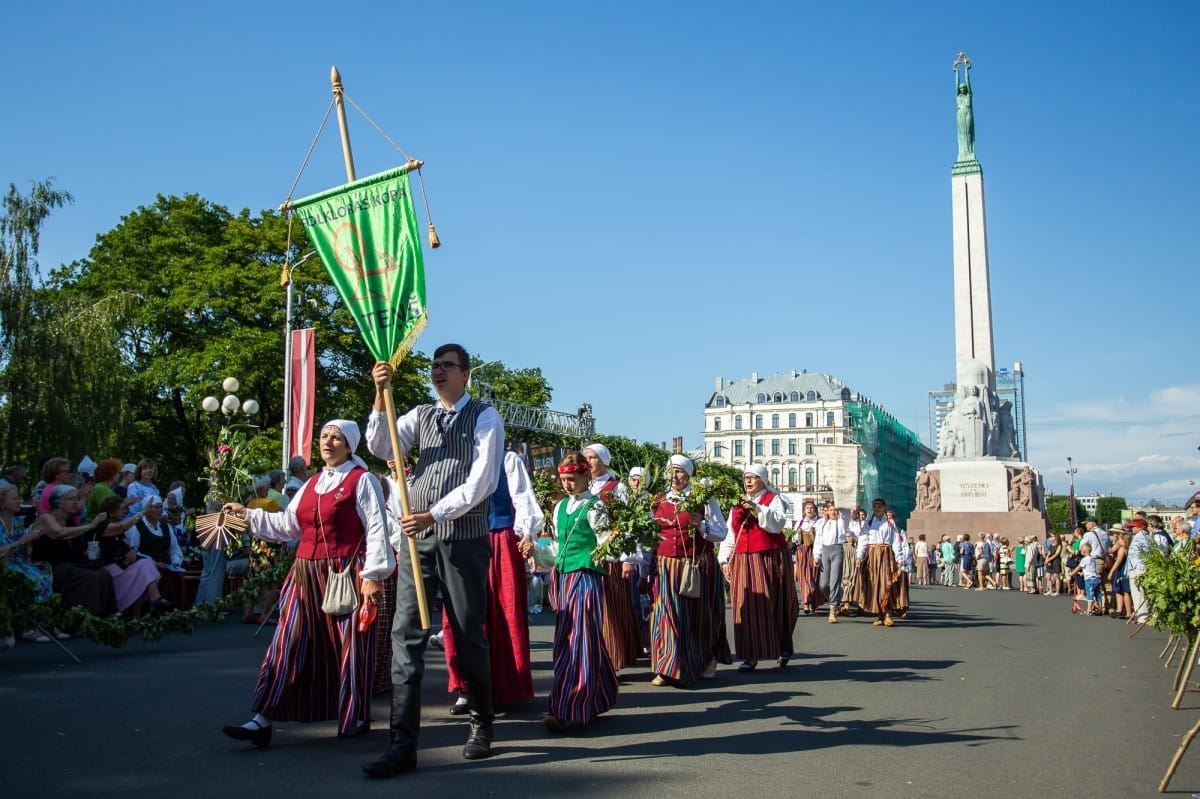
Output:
top-left (703, 371), bottom-right (934, 525)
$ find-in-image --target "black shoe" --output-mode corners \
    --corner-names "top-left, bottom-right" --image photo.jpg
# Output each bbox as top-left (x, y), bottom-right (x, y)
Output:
top-left (463, 723), bottom-right (494, 760)
top-left (150, 597), bottom-right (175, 612)
top-left (222, 722), bottom-right (271, 748)
top-left (449, 695), bottom-right (469, 716)
top-left (736, 660), bottom-right (757, 673)
top-left (363, 745), bottom-right (417, 778)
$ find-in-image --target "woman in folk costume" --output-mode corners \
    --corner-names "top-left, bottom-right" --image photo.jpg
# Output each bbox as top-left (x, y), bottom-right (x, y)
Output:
top-left (442, 447), bottom-right (543, 713)
top-left (528, 451), bottom-right (618, 733)
top-left (853, 498), bottom-right (903, 627)
top-left (717, 464), bottom-right (797, 673)
top-left (890, 512), bottom-right (910, 619)
top-left (583, 442), bottom-right (643, 671)
top-left (221, 420), bottom-right (395, 747)
top-left (649, 454), bottom-right (731, 687)
top-left (794, 500), bottom-right (825, 614)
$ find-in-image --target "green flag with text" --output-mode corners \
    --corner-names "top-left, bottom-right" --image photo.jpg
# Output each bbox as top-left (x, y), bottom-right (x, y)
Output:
top-left (291, 164), bottom-right (427, 365)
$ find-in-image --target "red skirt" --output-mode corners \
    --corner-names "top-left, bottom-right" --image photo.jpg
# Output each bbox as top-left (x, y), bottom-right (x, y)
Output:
top-left (730, 548), bottom-right (797, 661)
top-left (443, 528), bottom-right (534, 706)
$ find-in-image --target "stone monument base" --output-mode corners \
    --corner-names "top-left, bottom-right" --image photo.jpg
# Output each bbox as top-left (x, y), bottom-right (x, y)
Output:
top-left (907, 509), bottom-right (1049, 540)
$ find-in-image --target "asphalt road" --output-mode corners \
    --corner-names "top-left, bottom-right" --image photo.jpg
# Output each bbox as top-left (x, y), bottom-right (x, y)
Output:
top-left (2, 584), bottom-right (1196, 798)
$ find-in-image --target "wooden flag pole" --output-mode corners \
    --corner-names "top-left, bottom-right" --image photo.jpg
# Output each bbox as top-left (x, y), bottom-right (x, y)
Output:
top-left (331, 65), bottom-right (431, 631)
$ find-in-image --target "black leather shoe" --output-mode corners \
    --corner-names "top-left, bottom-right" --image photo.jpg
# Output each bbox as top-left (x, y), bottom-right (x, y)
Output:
top-left (462, 724), bottom-right (494, 760)
top-left (363, 745), bottom-right (417, 778)
top-left (449, 696), bottom-right (469, 716)
top-left (222, 722), bottom-right (271, 748)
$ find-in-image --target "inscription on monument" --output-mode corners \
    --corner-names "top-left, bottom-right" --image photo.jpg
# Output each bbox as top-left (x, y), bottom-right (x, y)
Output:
top-left (940, 465), bottom-right (1009, 513)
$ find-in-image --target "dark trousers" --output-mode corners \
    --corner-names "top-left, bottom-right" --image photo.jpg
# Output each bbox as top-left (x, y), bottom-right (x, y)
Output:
top-left (389, 534), bottom-right (492, 749)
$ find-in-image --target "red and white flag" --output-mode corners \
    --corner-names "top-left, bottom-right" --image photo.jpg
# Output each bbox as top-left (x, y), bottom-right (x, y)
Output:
top-left (290, 328), bottom-right (316, 465)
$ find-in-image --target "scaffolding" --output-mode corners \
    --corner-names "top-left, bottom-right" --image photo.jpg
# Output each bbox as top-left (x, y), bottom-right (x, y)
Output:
top-left (845, 400), bottom-right (933, 525)
top-left (474, 384), bottom-right (596, 440)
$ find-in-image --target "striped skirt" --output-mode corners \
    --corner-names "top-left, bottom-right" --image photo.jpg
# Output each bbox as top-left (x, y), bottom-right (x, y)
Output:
top-left (601, 560), bottom-right (642, 670)
top-left (548, 569), bottom-right (618, 725)
top-left (443, 527), bottom-right (534, 706)
top-left (795, 544), bottom-right (825, 609)
top-left (852, 545), bottom-right (899, 616)
top-left (250, 556), bottom-right (375, 735)
top-left (896, 570), bottom-right (910, 612)
top-left (729, 548), bottom-right (798, 662)
top-left (651, 551), bottom-right (732, 686)
top-left (372, 572), bottom-right (397, 695)
top-left (840, 542), bottom-right (859, 604)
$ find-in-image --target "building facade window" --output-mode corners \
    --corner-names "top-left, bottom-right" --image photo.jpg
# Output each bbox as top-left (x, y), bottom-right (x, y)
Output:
top-left (805, 440), bottom-right (814, 455)
top-left (715, 396), bottom-right (725, 407)
top-left (755, 414), bottom-right (763, 429)
top-left (770, 438), bottom-right (780, 456)
top-left (771, 413), bottom-right (780, 429)
top-left (805, 412), bottom-right (813, 427)
top-left (807, 390), bottom-right (817, 401)
top-left (790, 391), bottom-right (800, 401)
top-left (805, 467), bottom-right (815, 485)
top-left (714, 418), bottom-right (721, 431)
top-left (788, 468), bottom-right (797, 488)
top-left (713, 442), bottom-right (723, 457)
top-left (754, 440), bottom-right (764, 456)
top-left (788, 412), bottom-right (796, 427)
top-left (788, 438), bottom-right (797, 455)
top-left (771, 468), bottom-right (781, 487)
top-left (824, 437), bottom-right (833, 444)
top-left (757, 392), bottom-right (767, 403)
top-left (734, 440), bottom-right (744, 457)
top-left (826, 411), bottom-right (835, 426)
top-left (734, 415), bottom-right (743, 430)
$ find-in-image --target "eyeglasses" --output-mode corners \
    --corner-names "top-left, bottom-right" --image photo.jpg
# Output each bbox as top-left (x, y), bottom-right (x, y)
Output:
top-left (429, 361), bottom-right (464, 373)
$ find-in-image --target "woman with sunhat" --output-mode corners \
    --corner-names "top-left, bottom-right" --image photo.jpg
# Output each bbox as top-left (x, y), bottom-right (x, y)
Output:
top-left (718, 464), bottom-right (797, 672)
top-left (220, 419), bottom-right (395, 747)
top-left (649, 454), bottom-right (730, 687)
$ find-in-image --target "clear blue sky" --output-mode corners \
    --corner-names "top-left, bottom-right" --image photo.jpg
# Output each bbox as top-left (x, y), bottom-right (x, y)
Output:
top-left (4, 1), bottom-right (1198, 504)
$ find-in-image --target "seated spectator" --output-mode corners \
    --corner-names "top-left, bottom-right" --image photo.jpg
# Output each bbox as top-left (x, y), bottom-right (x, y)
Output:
top-left (163, 485), bottom-right (191, 550)
top-left (284, 455), bottom-right (309, 502)
top-left (0, 485), bottom-right (70, 643)
top-left (127, 495), bottom-right (187, 607)
top-left (35, 457), bottom-right (73, 514)
top-left (247, 476), bottom-right (281, 513)
top-left (28, 485), bottom-right (119, 617)
top-left (87, 458), bottom-right (139, 522)
top-left (113, 463), bottom-right (136, 499)
top-left (124, 458), bottom-right (161, 514)
top-left (94, 495), bottom-right (173, 615)
top-left (266, 470), bottom-right (288, 510)
top-left (0, 464), bottom-right (27, 492)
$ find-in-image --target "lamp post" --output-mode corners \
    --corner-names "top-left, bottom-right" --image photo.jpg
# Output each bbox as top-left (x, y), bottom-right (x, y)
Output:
top-left (1066, 456), bottom-right (1078, 528)
top-left (202, 376), bottom-right (259, 425)
top-left (281, 251), bottom-right (319, 470)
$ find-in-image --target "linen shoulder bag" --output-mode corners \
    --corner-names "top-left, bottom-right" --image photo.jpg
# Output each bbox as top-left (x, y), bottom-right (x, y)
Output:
top-left (316, 489), bottom-right (361, 616)
top-left (678, 506), bottom-right (703, 599)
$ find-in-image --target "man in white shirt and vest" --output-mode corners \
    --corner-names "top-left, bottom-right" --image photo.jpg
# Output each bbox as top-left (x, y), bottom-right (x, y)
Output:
top-left (363, 344), bottom-right (504, 778)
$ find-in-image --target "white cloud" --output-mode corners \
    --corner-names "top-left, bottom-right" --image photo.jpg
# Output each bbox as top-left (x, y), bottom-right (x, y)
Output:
top-left (1028, 383), bottom-right (1200, 503)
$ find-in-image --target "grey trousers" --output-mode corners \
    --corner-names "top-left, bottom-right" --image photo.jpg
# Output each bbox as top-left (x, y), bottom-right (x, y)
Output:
top-left (818, 547), bottom-right (844, 607)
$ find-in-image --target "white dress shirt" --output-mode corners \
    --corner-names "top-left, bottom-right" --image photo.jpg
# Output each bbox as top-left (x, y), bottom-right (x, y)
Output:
top-left (247, 461), bottom-right (395, 583)
top-left (365, 392), bottom-right (503, 524)
top-left (856, 514), bottom-right (903, 565)
top-left (812, 516), bottom-right (848, 560)
top-left (718, 489), bottom-right (786, 564)
top-left (504, 450), bottom-right (545, 540)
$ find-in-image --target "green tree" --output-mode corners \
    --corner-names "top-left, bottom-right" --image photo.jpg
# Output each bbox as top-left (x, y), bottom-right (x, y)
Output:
top-left (1095, 496), bottom-right (1127, 528)
top-left (469, 357), bottom-right (552, 408)
top-left (1045, 495), bottom-right (1086, 532)
top-left (0, 178), bottom-right (77, 464)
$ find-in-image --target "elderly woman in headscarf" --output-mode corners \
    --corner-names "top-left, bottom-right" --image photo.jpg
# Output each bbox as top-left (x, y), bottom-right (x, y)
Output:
top-left (649, 454), bottom-right (730, 687)
top-left (219, 420), bottom-right (395, 747)
top-left (717, 464), bottom-right (797, 672)
top-left (582, 442), bottom-right (643, 672)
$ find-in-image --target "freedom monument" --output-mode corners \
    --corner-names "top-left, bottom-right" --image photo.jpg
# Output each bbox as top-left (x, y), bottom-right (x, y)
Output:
top-left (907, 54), bottom-right (1049, 540)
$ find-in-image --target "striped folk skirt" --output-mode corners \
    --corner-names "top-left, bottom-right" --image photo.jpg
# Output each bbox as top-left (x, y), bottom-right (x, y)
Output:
top-left (852, 545), bottom-right (899, 617)
top-left (548, 569), bottom-right (618, 725)
top-left (601, 560), bottom-right (643, 670)
top-left (651, 551), bottom-right (732, 686)
top-left (729, 548), bottom-right (798, 662)
top-left (443, 527), bottom-right (534, 706)
top-left (372, 572), bottom-right (397, 695)
top-left (840, 542), bottom-right (859, 605)
top-left (251, 556), bottom-right (375, 735)
top-left (795, 544), bottom-right (825, 609)
top-left (896, 570), bottom-right (910, 612)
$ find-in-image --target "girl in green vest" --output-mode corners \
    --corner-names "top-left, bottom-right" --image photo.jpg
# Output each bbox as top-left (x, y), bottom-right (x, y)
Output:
top-left (533, 452), bottom-right (619, 733)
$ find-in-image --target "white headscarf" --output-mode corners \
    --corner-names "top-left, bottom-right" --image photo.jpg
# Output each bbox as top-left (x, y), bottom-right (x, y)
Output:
top-left (743, 464), bottom-right (769, 484)
top-left (323, 419), bottom-right (370, 471)
top-left (668, 454), bottom-right (694, 477)
top-left (583, 443), bottom-right (612, 467)
top-left (628, 467), bottom-right (645, 479)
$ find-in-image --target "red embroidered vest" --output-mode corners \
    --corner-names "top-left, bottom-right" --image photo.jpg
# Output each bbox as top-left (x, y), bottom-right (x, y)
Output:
top-left (654, 497), bottom-right (713, 559)
top-left (729, 491), bottom-right (786, 555)
top-left (293, 467), bottom-right (367, 560)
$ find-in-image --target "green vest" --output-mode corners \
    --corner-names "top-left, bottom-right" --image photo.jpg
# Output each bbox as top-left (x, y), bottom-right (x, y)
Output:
top-left (555, 497), bottom-right (604, 575)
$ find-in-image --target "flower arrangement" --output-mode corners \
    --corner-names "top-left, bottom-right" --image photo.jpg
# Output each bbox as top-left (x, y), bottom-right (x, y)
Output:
top-left (591, 489), bottom-right (662, 564)
top-left (195, 421), bottom-right (256, 550)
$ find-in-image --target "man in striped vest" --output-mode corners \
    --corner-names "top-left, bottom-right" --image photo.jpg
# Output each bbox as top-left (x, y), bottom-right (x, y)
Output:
top-left (363, 343), bottom-right (505, 778)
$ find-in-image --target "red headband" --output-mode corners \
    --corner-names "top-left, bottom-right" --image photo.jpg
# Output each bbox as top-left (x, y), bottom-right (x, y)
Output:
top-left (558, 462), bottom-right (589, 475)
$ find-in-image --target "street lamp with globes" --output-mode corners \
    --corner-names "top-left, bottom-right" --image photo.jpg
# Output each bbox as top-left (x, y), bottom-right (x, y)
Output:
top-left (202, 376), bottom-right (260, 423)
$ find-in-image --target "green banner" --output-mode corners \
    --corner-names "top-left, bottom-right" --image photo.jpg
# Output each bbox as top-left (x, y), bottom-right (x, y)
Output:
top-left (291, 164), bottom-right (427, 364)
